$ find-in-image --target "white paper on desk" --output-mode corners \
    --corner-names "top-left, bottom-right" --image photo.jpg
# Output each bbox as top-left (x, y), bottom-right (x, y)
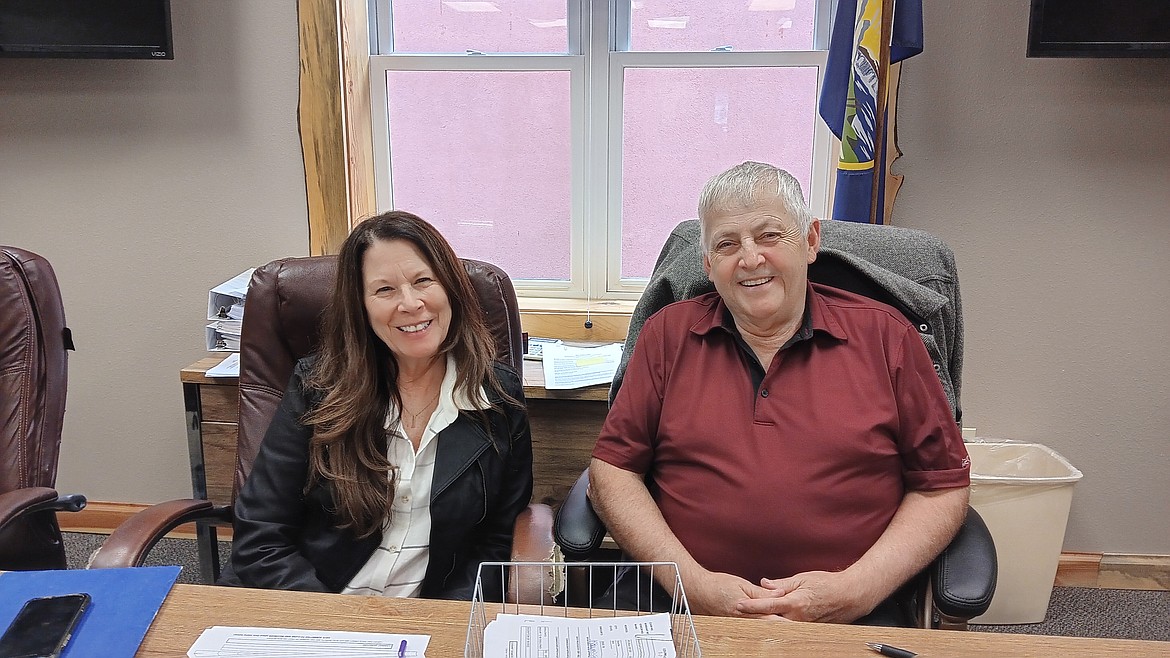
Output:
top-left (483, 612), bottom-right (675, 658)
top-left (187, 626), bottom-right (430, 657)
top-left (205, 353), bottom-right (240, 378)
top-left (541, 342), bottom-right (622, 389)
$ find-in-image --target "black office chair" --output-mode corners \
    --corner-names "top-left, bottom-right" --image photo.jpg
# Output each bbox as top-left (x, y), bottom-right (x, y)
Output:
top-left (553, 219), bottom-right (997, 629)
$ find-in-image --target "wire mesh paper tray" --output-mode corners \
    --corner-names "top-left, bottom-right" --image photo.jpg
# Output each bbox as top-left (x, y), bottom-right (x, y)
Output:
top-left (465, 561), bottom-right (701, 658)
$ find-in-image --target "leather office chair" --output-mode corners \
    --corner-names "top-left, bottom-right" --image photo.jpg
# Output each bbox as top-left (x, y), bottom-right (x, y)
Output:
top-left (92, 255), bottom-right (555, 602)
top-left (0, 246), bottom-right (86, 571)
top-left (553, 219), bottom-right (997, 629)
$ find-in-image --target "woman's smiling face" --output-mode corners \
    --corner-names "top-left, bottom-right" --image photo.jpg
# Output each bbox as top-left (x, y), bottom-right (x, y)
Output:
top-left (361, 238), bottom-right (451, 370)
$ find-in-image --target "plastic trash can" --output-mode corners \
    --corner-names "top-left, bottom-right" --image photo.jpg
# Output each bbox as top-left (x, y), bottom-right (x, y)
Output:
top-left (966, 441), bottom-right (1083, 624)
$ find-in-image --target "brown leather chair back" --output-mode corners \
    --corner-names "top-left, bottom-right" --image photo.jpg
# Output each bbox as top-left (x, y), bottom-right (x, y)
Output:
top-left (235, 255), bottom-right (522, 497)
top-left (0, 246), bottom-right (72, 569)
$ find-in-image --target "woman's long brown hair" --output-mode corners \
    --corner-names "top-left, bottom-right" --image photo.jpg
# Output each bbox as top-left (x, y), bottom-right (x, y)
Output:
top-left (302, 210), bottom-right (513, 538)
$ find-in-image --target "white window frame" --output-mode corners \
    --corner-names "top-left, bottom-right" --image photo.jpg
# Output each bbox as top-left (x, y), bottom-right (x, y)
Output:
top-left (367, 0), bottom-right (836, 301)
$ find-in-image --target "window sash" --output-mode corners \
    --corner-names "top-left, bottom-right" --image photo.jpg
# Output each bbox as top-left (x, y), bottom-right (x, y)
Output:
top-left (368, 54), bottom-right (587, 294)
top-left (604, 50), bottom-right (833, 293)
top-left (367, 0), bottom-right (835, 299)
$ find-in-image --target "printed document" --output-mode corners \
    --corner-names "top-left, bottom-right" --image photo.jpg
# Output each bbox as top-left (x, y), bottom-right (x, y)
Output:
top-left (187, 626), bottom-right (429, 657)
top-left (483, 612), bottom-right (675, 658)
top-left (541, 342), bottom-right (623, 389)
top-left (205, 353), bottom-right (240, 378)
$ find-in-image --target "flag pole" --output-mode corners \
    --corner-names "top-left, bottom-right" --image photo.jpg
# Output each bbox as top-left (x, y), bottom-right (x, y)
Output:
top-left (868, 0), bottom-right (896, 224)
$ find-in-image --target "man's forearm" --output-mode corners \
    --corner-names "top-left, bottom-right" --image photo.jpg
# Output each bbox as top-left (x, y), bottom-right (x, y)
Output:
top-left (842, 486), bottom-right (970, 609)
top-left (587, 458), bottom-right (704, 586)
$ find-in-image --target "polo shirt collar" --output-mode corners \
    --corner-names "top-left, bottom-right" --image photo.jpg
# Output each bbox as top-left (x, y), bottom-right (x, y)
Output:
top-left (806, 282), bottom-right (849, 342)
top-left (690, 283), bottom-right (849, 345)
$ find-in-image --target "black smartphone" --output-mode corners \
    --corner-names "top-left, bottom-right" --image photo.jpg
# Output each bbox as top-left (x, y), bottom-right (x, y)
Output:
top-left (0, 593), bottom-right (91, 658)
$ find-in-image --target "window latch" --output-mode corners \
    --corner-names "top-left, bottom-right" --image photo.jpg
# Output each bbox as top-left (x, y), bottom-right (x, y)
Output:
top-left (712, 45), bottom-right (734, 52)
top-left (466, 49), bottom-right (485, 56)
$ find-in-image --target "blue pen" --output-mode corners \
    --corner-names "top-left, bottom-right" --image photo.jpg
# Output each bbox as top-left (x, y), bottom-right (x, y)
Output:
top-left (398, 639), bottom-right (407, 658)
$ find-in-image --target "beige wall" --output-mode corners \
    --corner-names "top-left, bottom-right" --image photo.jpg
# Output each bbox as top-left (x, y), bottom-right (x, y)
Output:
top-left (0, 3), bottom-right (308, 502)
top-left (896, 2), bottom-right (1170, 552)
top-left (1, 1), bottom-right (1167, 554)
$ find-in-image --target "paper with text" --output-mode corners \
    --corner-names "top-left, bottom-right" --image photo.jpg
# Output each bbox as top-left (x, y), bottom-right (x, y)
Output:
top-left (205, 353), bottom-right (240, 378)
top-left (187, 626), bottom-right (429, 657)
top-left (483, 613), bottom-right (675, 658)
top-left (541, 342), bottom-right (623, 389)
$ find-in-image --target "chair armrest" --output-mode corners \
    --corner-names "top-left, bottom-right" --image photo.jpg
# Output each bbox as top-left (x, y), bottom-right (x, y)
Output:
top-left (511, 503), bottom-right (555, 563)
top-left (553, 470), bottom-right (606, 559)
top-left (0, 487), bottom-right (87, 530)
top-left (88, 498), bottom-right (231, 569)
top-left (930, 506), bottom-right (997, 622)
top-left (508, 503), bottom-right (558, 605)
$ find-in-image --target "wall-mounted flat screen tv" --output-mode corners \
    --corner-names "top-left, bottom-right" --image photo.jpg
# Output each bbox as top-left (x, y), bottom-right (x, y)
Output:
top-left (1028, 0), bottom-right (1170, 58)
top-left (0, 0), bottom-right (172, 59)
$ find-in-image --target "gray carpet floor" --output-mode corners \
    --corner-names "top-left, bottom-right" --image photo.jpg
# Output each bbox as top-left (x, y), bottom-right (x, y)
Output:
top-left (66, 531), bottom-right (231, 586)
top-left (64, 532), bottom-right (1170, 642)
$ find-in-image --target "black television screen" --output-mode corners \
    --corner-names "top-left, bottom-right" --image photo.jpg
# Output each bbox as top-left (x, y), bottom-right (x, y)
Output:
top-left (1028, 0), bottom-right (1170, 58)
top-left (0, 0), bottom-right (172, 59)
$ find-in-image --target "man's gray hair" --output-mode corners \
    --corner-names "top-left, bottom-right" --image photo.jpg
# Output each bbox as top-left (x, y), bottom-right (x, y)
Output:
top-left (697, 161), bottom-right (815, 239)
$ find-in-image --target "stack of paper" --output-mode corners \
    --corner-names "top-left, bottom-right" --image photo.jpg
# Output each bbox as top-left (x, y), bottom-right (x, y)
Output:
top-left (483, 612), bottom-right (675, 658)
top-left (205, 352), bottom-right (240, 378)
top-left (206, 268), bottom-right (254, 352)
top-left (206, 320), bottom-right (242, 351)
top-left (540, 342), bottom-right (623, 389)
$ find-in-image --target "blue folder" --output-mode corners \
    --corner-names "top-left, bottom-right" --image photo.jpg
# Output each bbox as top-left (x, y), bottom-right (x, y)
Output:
top-left (0, 565), bottom-right (181, 658)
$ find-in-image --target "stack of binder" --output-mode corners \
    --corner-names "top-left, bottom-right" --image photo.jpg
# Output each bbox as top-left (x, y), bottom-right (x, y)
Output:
top-left (206, 268), bottom-right (254, 352)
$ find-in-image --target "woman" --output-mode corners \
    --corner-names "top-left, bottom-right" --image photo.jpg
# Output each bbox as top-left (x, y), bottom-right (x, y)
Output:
top-left (227, 211), bottom-right (533, 600)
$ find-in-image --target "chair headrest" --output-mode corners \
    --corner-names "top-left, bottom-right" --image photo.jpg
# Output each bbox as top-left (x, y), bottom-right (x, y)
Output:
top-left (233, 255), bottom-right (523, 498)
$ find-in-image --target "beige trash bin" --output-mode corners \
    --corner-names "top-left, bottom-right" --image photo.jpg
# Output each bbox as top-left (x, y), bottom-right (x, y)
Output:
top-left (967, 441), bottom-right (1083, 624)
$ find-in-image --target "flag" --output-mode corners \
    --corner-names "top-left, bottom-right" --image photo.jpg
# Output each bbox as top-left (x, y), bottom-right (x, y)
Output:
top-left (818, 0), bottom-right (923, 223)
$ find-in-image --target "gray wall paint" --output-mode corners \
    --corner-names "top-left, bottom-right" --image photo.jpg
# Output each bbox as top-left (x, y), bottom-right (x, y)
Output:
top-left (1, 1), bottom-right (1166, 553)
top-left (896, 2), bottom-right (1170, 552)
top-left (0, 3), bottom-right (308, 503)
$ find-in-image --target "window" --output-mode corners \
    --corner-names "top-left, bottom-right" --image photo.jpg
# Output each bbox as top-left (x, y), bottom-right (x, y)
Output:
top-left (368, 0), bottom-right (833, 300)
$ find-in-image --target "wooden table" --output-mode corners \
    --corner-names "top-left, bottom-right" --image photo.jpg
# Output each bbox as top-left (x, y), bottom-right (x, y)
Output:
top-left (139, 584), bottom-right (1170, 657)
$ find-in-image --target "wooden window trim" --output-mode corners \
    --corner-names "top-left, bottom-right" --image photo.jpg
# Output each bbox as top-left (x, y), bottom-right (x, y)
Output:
top-left (296, 2), bottom-right (635, 342)
top-left (298, 3), bottom-right (908, 250)
top-left (298, 0), bottom-right (376, 255)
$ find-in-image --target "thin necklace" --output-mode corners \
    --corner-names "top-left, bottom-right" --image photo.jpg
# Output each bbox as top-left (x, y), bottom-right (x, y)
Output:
top-left (402, 390), bottom-right (441, 428)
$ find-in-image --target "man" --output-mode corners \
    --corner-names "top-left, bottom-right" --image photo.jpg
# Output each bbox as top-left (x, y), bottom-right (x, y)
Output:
top-left (589, 161), bottom-right (970, 624)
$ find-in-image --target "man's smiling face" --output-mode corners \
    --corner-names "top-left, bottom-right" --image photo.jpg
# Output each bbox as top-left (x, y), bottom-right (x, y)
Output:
top-left (702, 200), bottom-right (820, 336)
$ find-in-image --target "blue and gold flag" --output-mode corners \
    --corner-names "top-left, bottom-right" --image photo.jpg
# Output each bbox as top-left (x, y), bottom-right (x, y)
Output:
top-left (818, 0), bottom-right (923, 223)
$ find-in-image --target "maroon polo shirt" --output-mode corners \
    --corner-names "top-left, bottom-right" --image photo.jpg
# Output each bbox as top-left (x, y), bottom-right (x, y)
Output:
top-left (592, 284), bottom-right (969, 585)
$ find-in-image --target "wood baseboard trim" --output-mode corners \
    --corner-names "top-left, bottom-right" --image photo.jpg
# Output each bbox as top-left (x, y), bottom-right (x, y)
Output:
top-left (1054, 551), bottom-right (1102, 587)
top-left (1056, 551), bottom-right (1170, 590)
top-left (61, 503), bottom-right (1170, 590)
top-left (60, 501), bottom-right (232, 542)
